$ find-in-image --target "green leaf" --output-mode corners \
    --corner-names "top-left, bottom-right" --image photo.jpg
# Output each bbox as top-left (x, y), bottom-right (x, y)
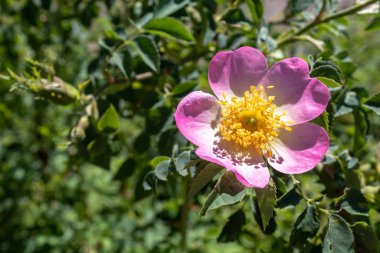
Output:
top-left (97, 104), bottom-right (120, 133)
top-left (113, 157), bottom-right (137, 180)
top-left (151, 156), bottom-right (171, 168)
top-left (353, 108), bottom-right (369, 153)
top-left (154, 0), bottom-right (190, 18)
top-left (255, 180), bottom-right (276, 230)
top-left (143, 17), bottom-right (194, 42)
top-left (245, 0), bottom-right (263, 25)
top-left (154, 159), bottom-right (172, 181)
top-left (109, 52), bottom-right (128, 78)
top-left (351, 222), bottom-right (380, 253)
top-left (132, 36), bottom-right (160, 72)
top-left (175, 151), bottom-right (190, 176)
top-left (143, 171), bottom-right (157, 191)
top-left (88, 138), bottom-right (111, 170)
top-left (200, 171), bottom-right (246, 216)
top-left (310, 65), bottom-right (342, 84)
top-left (221, 8), bottom-right (248, 23)
top-left (251, 197), bottom-right (276, 234)
top-left (322, 214), bottom-right (354, 253)
top-left (290, 205), bottom-right (320, 245)
top-left (365, 16), bottom-right (380, 31)
top-left (344, 91), bottom-right (359, 107)
top-left (317, 77), bottom-right (342, 89)
top-left (289, 0), bottom-right (318, 15)
top-left (339, 188), bottom-right (368, 219)
top-left (363, 92), bottom-right (380, 115)
top-left (217, 209), bottom-right (246, 243)
top-left (277, 187), bottom-right (302, 209)
top-left (188, 163), bottom-right (223, 198)
top-left (171, 81), bottom-right (197, 96)
top-left (322, 110), bottom-right (330, 134)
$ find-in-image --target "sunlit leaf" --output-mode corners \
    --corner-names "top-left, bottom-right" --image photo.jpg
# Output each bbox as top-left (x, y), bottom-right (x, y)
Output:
top-left (143, 17), bottom-right (194, 42)
top-left (154, 0), bottom-right (190, 18)
top-left (97, 104), bottom-right (120, 133)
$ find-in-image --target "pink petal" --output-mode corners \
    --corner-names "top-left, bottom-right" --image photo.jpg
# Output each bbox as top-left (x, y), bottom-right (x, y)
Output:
top-left (265, 57), bottom-right (330, 125)
top-left (208, 46), bottom-right (268, 99)
top-left (268, 123), bottom-right (329, 174)
top-left (195, 136), bottom-right (270, 188)
top-left (174, 91), bottom-right (221, 147)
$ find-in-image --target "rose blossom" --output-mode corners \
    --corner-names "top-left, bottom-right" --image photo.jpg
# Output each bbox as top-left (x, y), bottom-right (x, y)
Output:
top-left (174, 46), bottom-right (330, 188)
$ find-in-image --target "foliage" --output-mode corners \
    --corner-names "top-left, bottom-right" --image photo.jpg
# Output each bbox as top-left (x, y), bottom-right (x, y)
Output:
top-left (0, 0), bottom-right (380, 252)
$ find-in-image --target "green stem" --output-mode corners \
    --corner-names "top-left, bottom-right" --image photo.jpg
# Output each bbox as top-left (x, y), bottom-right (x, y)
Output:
top-left (180, 178), bottom-right (190, 251)
top-left (277, 0), bottom-right (378, 47)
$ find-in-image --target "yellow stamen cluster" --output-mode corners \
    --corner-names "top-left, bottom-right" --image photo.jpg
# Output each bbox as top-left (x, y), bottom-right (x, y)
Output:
top-left (218, 85), bottom-right (292, 157)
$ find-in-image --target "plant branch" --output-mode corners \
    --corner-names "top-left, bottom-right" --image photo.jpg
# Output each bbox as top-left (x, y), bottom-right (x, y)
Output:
top-left (277, 0), bottom-right (378, 47)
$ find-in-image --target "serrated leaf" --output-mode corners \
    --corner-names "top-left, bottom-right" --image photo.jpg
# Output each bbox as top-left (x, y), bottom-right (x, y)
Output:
top-left (154, 0), bottom-right (190, 18)
top-left (317, 77), bottom-right (342, 90)
top-left (217, 209), bottom-right (246, 243)
top-left (351, 222), bottom-right (380, 253)
top-left (290, 205), bottom-right (320, 245)
top-left (310, 65), bottom-right (342, 84)
top-left (251, 197), bottom-right (277, 234)
top-left (322, 110), bottom-right (330, 134)
top-left (97, 104), bottom-right (120, 133)
top-left (277, 187), bottom-right (302, 209)
top-left (365, 16), bottom-right (380, 31)
top-left (363, 92), bottom-right (380, 115)
top-left (132, 36), bottom-right (160, 72)
top-left (255, 180), bottom-right (276, 230)
top-left (322, 214), bottom-right (354, 253)
top-left (200, 171), bottom-right (246, 216)
top-left (143, 17), bottom-right (194, 42)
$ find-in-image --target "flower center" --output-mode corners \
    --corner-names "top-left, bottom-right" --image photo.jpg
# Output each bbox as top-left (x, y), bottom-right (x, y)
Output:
top-left (218, 85), bottom-right (292, 157)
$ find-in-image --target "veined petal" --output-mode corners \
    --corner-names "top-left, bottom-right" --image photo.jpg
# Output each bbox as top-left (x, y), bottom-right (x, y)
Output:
top-left (174, 91), bottom-right (221, 147)
top-left (265, 57), bottom-right (330, 125)
top-left (268, 123), bottom-right (329, 174)
top-left (195, 136), bottom-right (270, 188)
top-left (208, 46), bottom-right (268, 99)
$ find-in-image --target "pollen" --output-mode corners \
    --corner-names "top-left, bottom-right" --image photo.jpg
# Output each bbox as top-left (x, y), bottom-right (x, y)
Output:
top-left (218, 85), bottom-right (292, 157)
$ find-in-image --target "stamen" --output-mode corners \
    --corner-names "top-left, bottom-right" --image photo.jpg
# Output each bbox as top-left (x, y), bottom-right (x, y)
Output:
top-left (218, 85), bottom-right (292, 157)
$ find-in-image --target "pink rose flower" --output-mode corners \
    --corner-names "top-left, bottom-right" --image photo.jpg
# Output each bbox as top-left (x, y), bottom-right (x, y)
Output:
top-left (174, 47), bottom-right (330, 188)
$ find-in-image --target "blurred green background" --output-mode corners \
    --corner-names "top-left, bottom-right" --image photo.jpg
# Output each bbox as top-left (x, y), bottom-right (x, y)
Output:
top-left (0, 0), bottom-right (379, 252)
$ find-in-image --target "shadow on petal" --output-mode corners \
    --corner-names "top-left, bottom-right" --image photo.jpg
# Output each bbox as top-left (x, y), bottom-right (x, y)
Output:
top-left (211, 136), bottom-right (267, 169)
